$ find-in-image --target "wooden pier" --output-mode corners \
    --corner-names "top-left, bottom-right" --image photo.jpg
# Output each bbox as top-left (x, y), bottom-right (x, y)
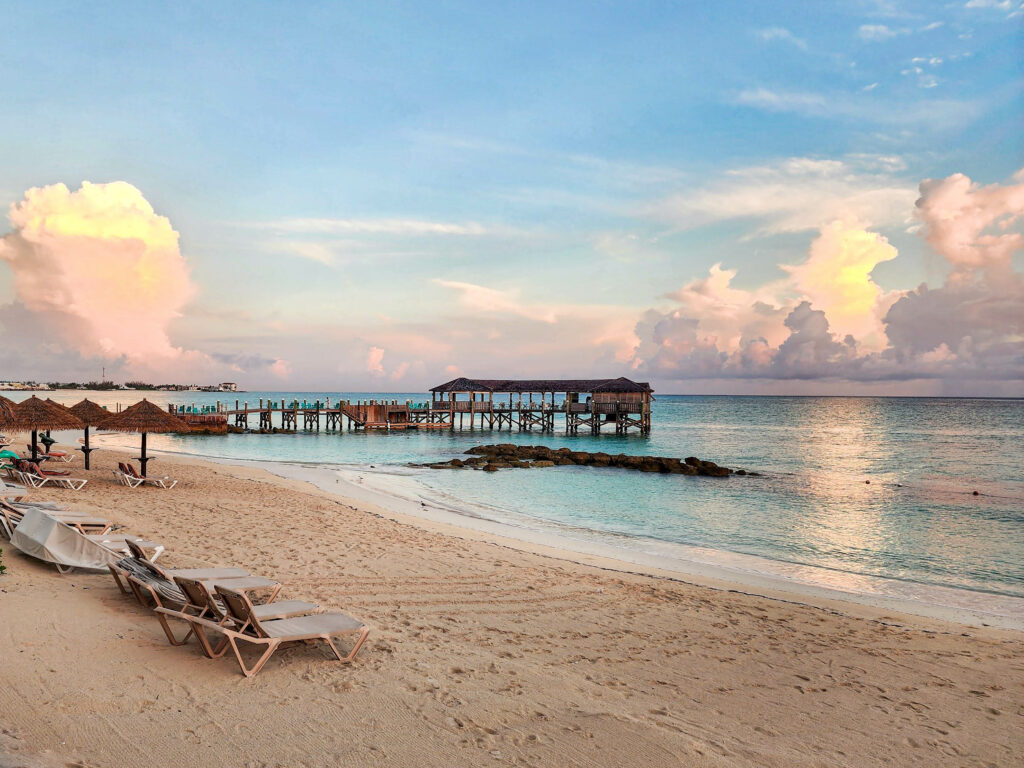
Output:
top-left (168, 377), bottom-right (653, 435)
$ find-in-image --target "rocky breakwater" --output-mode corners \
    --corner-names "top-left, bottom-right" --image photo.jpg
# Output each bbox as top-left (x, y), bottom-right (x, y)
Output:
top-left (418, 444), bottom-right (758, 476)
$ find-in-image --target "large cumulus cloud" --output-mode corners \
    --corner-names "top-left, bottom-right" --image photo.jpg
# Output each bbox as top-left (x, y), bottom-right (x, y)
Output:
top-left (633, 169), bottom-right (1024, 386)
top-left (0, 181), bottom-right (195, 362)
top-left (0, 181), bottom-right (293, 383)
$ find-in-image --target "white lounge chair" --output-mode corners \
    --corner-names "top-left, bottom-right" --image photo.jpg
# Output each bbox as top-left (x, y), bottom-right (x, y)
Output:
top-left (18, 462), bottom-right (87, 491)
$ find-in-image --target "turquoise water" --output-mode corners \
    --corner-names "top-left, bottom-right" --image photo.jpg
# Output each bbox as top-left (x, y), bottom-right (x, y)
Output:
top-left (24, 391), bottom-right (1024, 601)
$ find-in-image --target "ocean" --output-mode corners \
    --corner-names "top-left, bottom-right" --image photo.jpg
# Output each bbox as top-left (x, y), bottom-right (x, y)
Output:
top-left (20, 390), bottom-right (1024, 620)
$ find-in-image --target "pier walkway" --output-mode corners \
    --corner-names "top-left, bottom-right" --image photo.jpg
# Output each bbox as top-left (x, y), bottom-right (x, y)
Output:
top-left (166, 377), bottom-right (654, 435)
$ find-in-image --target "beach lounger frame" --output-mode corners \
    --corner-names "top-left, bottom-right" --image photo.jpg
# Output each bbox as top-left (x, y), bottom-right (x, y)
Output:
top-left (109, 547), bottom-right (250, 603)
top-left (208, 585), bottom-right (370, 677)
top-left (113, 463), bottom-right (144, 488)
top-left (18, 462), bottom-right (87, 490)
top-left (0, 500), bottom-right (113, 538)
top-left (123, 462), bottom-right (178, 489)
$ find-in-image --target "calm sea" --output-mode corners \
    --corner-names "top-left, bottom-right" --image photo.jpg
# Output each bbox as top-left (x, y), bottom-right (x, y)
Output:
top-left (21, 391), bottom-right (1024, 606)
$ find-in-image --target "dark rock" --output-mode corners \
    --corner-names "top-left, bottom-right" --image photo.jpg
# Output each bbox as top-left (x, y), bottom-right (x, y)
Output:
top-left (438, 444), bottom-right (747, 478)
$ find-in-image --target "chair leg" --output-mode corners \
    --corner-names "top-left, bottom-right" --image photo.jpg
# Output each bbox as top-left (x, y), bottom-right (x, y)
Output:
top-left (192, 623), bottom-right (231, 659)
top-left (156, 612), bottom-right (195, 646)
top-left (108, 566), bottom-right (130, 595)
top-left (227, 635), bottom-right (280, 677)
top-left (324, 627), bottom-right (370, 663)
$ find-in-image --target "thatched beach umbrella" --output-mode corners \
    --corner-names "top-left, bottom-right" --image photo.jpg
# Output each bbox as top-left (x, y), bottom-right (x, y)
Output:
top-left (100, 399), bottom-right (188, 477)
top-left (10, 396), bottom-right (83, 461)
top-left (68, 398), bottom-right (110, 470)
top-left (44, 398), bottom-right (75, 447)
top-left (0, 395), bottom-right (15, 429)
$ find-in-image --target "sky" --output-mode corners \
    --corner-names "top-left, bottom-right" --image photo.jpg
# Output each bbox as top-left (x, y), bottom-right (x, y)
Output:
top-left (0, 0), bottom-right (1022, 395)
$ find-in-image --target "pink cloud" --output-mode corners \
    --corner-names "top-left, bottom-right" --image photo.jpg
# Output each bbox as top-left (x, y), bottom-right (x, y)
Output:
top-left (0, 181), bottom-right (196, 364)
top-left (365, 346), bottom-right (385, 375)
top-left (916, 169), bottom-right (1024, 273)
top-left (633, 169), bottom-right (1024, 385)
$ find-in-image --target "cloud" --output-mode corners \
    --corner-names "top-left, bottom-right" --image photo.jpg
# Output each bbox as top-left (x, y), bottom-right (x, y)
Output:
top-left (643, 156), bottom-right (916, 235)
top-left (210, 351), bottom-right (291, 377)
top-left (732, 88), bottom-right (981, 130)
top-left (632, 170), bottom-right (1024, 385)
top-left (365, 346), bottom-right (385, 375)
top-left (256, 218), bottom-right (493, 236)
top-left (883, 273), bottom-right (1023, 375)
top-left (390, 361), bottom-right (410, 381)
top-left (965, 0), bottom-right (1012, 9)
top-left (782, 221), bottom-right (899, 348)
top-left (858, 24), bottom-right (903, 41)
top-left (915, 169), bottom-right (1024, 272)
top-left (756, 27), bottom-right (808, 50)
top-left (270, 359), bottom-right (291, 379)
top-left (433, 279), bottom-right (559, 323)
top-left (734, 88), bottom-right (826, 114)
top-left (0, 181), bottom-right (197, 366)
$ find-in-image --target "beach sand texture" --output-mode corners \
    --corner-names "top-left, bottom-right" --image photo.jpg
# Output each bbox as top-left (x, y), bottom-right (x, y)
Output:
top-left (1, 451), bottom-right (1022, 767)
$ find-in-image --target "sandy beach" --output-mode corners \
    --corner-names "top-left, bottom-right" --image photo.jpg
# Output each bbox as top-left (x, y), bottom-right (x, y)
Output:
top-left (1, 448), bottom-right (1022, 768)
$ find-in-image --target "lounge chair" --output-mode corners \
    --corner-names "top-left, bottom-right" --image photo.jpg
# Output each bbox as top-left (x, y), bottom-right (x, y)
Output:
top-left (19, 458), bottom-right (71, 476)
top-left (124, 462), bottom-right (178, 489)
top-left (17, 461), bottom-right (86, 490)
top-left (8, 509), bottom-right (124, 573)
top-left (0, 500), bottom-right (112, 537)
top-left (123, 565), bottom-right (278, 647)
top-left (1, 480), bottom-right (31, 501)
top-left (0, 449), bottom-right (21, 479)
top-left (207, 584), bottom-right (370, 677)
top-left (147, 576), bottom-right (319, 655)
top-left (109, 540), bottom-right (253, 602)
top-left (29, 443), bottom-right (74, 462)
top-left (87, 534), bottom-right (164, 560)
top-left (177, 575), bottom-right (318, 627)
top-left (113, 462), bottom-right (144, 488)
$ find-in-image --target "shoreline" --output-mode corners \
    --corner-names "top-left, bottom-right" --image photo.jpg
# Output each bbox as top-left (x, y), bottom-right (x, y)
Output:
top-left (95, 433), bottom-right (1024, 633)
top-left (2, 445), bottom-right (1022, 768)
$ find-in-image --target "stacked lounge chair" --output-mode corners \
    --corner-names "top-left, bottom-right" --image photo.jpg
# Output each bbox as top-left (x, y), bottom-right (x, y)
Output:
top-left (0, 499), bottom-right (113, 537)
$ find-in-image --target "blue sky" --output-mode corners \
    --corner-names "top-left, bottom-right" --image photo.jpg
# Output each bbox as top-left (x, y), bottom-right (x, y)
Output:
top-left (0, 0), bottom-right (1022, 394)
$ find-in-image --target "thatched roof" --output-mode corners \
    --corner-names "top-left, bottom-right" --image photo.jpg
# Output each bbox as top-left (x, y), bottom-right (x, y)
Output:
top-left (68, 398), bottom-right (111, 426)
top-left (10, 396), bottom-right (84, 431)
top-left (430, 377), bottom-right (653, 394)
top-left (0, 395), bottom-right (14, 427)
top-left (101, 399), bottom-right (189, 434)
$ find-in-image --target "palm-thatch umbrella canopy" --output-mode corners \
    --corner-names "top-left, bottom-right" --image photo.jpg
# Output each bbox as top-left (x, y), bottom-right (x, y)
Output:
top-left (11, 396), bottom-right (83, 461)
top-left (68, 398), bottom-right (111, 470)
top-left (0, 395), bottom-right (15, 430)
top-left (100, 399), bottom-right (188, 476)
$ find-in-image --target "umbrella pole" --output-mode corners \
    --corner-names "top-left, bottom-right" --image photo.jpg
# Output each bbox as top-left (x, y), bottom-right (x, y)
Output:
top-left (139, 432), bottom-right (148, 477)
top-left (31, 430), bottom-right (38, 461)
top-left (82, 426), bottom-right (92, 470)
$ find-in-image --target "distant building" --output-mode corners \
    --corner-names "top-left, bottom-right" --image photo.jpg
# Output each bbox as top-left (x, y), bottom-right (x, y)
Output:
top-left (219, 382), bottom-right (238, 392)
